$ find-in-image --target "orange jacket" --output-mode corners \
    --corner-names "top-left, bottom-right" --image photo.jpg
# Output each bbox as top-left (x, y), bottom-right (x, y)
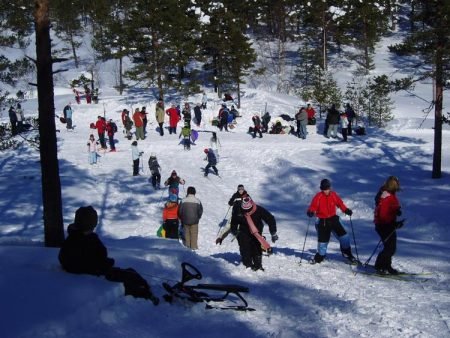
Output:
top-left (163, 202), bottom-right (179, 221)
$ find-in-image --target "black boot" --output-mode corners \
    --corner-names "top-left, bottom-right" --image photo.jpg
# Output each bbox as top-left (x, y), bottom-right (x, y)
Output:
top-left (251, 255), bottom-right (264, 271)
top-left (312, 253), bottom-right (325, 264)
top-left (341, 247), bottom-right (358, 264)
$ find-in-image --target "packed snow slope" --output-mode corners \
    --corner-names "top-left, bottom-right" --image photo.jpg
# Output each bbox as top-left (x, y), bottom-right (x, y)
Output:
top-left (1, 32), bottom-right (450, 338)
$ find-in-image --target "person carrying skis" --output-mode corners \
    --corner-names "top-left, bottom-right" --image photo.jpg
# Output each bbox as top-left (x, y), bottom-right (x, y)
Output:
top-left (164, 170), bottom-right (185, 197)
top-left (216, 184), bottom-right (249, 245)
top-left (58, 206), bottom-right (159, 305)
top-left (162, 194), bottom-right (180, 239)
top-left (148, 153), bottom-right (161, 189)
top-left (155, 100), bottom-right (165, 136)
top-left (306, 179), bottom-right (356, 264)
top-left (373, 176), bottom-right (403, 275)
top-left (178, 186), bottom-right (203, 250)
top-left (203, 148), bottom-right (218, 176)
top-left (230, 197), bottom-right (278, 271)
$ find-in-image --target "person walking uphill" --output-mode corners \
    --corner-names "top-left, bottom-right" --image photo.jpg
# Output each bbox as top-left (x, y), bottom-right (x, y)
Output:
top-left (164, 170), bottom-right (185, 197)
top-left (307, 179), bottom-right (356, 264)
top-left (203, 148), bottom-right (218, 176)
top-left (230, 197), bottom-right (278, 271)
top-left (373, 176), bottom-right (403, 275)
top-left (58, 206), bottom-right (159, 305)
top-left (178, 187), bottom-right (203, 250)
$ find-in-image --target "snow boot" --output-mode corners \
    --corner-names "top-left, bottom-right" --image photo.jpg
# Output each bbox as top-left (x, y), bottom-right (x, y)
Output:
top-left (311, 253), bottom-right (325, 264)
top-left (251, 255), bottom-right (264, 271)
top-left (341, 247), bottom-right (358, 264)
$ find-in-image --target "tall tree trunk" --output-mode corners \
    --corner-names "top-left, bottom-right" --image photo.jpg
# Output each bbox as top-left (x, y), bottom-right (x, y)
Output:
top-left (119, 56), bottom-right (123, 95)
top-left (34, 0), bottom-right (65, 247)
top-left (70, 31), bottom-right (79, 68)
top-left (432, 41), bottom-right (443, 178)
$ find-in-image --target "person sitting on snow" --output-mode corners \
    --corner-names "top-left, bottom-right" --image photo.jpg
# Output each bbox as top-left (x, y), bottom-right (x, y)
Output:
top-left (58, 206), bottom-right (159, 305)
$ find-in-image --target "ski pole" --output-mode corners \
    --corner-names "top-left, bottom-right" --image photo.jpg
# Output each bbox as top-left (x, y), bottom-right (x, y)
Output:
top-left (362, 227), bottom-right (397, 267)
top-left (349, 216), bottom-right (360, 262)
top-left (299, 217), bottom-right (312, 265)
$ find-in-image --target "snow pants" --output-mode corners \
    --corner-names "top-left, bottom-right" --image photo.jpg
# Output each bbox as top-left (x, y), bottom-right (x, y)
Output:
top-left (316, 216), bottom-right (350, 256)
top-left (236, 231), bottom-right (262, 269)
top-left (183, 223), bottom-right (198, 250)
top-left (164, 219), bottom-right (179, 239)
top-left (375, 225), bottom-right (397, 270)
top-left (105, 267), bottom-right (156, 300)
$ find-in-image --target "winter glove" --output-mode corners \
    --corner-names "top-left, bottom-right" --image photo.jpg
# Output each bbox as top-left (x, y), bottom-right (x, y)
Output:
top-left (307, 210), bottom-right (315, 218)
top-left (345, 208), bottom-right (353, 216)
top-left (271, 233), bottom-right (279, 243)
top-left (215, 237), bottom-right (223, 245)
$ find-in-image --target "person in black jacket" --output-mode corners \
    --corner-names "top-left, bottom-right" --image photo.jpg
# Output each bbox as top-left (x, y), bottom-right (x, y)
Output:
top-left (58, 206), bottom-right (159, 305)
top-left (230, 197), bottom-right (278, 271)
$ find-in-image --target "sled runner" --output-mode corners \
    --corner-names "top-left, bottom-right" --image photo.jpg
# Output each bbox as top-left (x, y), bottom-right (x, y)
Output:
top-left (162, 262), bottom-right (255, 311)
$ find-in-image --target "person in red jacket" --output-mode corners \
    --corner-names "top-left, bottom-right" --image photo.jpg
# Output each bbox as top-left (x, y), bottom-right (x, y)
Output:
top-left (95, 116), bottom-right (107, 149)
top-left (373, 176), bottom-right (403, 274)
top-left (166, 103), bottom-right (180, 134)
top-left (307, 178), bottom-right (355, 264)
top-left (133, 108), bottom-right (144, 140)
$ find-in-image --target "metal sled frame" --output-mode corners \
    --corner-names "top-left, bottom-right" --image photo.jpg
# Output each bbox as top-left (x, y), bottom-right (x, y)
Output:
top-left (162, 262), bottom-right (255, 311)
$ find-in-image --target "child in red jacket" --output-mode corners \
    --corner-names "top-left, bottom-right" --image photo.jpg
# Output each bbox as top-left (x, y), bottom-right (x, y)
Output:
top-left (374, 176), bottom-right (403, 274)
top-left (307, 179), bottom-right (355, 264)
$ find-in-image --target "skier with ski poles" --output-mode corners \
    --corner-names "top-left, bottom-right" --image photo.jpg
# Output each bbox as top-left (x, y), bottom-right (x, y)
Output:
top-left (306, 178), bottom-right (356, 264)
top-left (373, 176), bottom-right (404, 275)
top-left (230, 197), bottom-right (278, 271)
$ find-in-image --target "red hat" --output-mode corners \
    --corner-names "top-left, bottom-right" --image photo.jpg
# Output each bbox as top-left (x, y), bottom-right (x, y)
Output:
top-left (204, 148), bottom-right (209, 153)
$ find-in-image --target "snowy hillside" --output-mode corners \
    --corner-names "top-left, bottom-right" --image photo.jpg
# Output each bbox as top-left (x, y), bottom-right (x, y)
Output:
top-left (1, 30), bottom-right (450, 338)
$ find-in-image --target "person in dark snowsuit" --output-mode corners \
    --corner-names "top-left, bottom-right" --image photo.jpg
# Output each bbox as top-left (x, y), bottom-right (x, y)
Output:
top-left (218, 105), bottom-right (229, 132)
top-left (203, 148), bottom-right (218, 176)
top-left (193, 103), bottom-right (202, 126)
top-left (9, 106), bottom-right (18, 135)
top-left (58, 206), bottom-right (159, 305)
top-left (252, 115), bottom-right (263, 138)
top-left (148, 153), bottom-right (161, 189)
top-left (230, 197), bottom-right (278, 271)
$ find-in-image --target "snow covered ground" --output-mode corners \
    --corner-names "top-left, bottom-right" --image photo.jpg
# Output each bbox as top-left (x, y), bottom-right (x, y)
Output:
top-left (1, 33), bottom-right (450, 337)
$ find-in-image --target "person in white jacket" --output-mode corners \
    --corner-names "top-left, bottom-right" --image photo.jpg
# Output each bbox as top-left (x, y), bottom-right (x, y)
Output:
top-left (131, 141), bottom-right (142, 176)
top-left (87, 134), bottom-right (99, 165)
top-left (340, 112), bottom-right (349, 142)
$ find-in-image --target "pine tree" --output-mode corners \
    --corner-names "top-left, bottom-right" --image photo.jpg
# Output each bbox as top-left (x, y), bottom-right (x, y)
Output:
top-left (365, 75), bottom-right (394, 127)
top-left (389, 0), bottom-right (450, 178)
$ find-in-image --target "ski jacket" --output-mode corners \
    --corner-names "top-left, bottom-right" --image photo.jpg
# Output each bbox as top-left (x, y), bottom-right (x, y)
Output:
top-left (95, 119), bottom-right (107, 134)
top-left (326, 108), bottom-right (340, 125)
top-left (308, 191), bottom-right (349, 219)
top-left (230, 204), bottom-right (276, 237)
top-left (295, 110), bottom-right (308, 125)
top-left (166, 107), bottom-right (180, 127)
top-left (345, 106), bottom-right (356, 120)
top-left (87, 139), bottom-right (97, 152)
top-left (106, 122), bottom-right (116, 136)
top-left (228, 190), bottom-right (248, 207)
top-left (340, 114), bottom-right (349, 128)
top-left (207, 151), bottom-right (217, 165)
top-left (374, 190), bottom-right (400, 227)
top-left (180, 127), bottom-right (191, 138)
top-left (252, 115), bottom-right (261, 128)
top-left (164, 176), bottom-right (185, 188)
top-left (163, 202), bottom-right (179, 221)
top-left (124, 116), bottom-right (133, 130)
top-left (58, 224), bottom-right (115, 275)
top-left (155, 106), bottom-right (165, 123)
top-left (219, 108), bottom-right (229, 122)
top-left (131, 145), bottom-right (140, 160)
top-left (63, 105), bottom-right (73, 119)
top-left (306, 107), bottom-right (316, 119)
top-left (133, 111), bottom-right (143, 127)
top-left (148, 157), bottom-right (161, 174)
top-left (9, 108), bottom-right (17, 122)
top-left (178, 194), bottom-right (203, 226)
top-left (121, 111), bottom-right (128, 126)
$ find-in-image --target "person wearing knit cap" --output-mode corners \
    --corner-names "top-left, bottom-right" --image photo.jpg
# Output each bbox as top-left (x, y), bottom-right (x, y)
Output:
top-left (306, 179), bottom-right (356, 264)
top-left (229, 197), bottom-right (278, 271)
top-left (58, 206), bottom-right (159, 305)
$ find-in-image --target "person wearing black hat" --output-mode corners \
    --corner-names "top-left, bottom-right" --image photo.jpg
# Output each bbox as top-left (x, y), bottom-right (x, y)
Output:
top-left (306, 179), bottom-right (356, 264)
top-left (164, 170), bottom-right (185, 197)
top-left (58, 206), bottom-right (159, 305)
